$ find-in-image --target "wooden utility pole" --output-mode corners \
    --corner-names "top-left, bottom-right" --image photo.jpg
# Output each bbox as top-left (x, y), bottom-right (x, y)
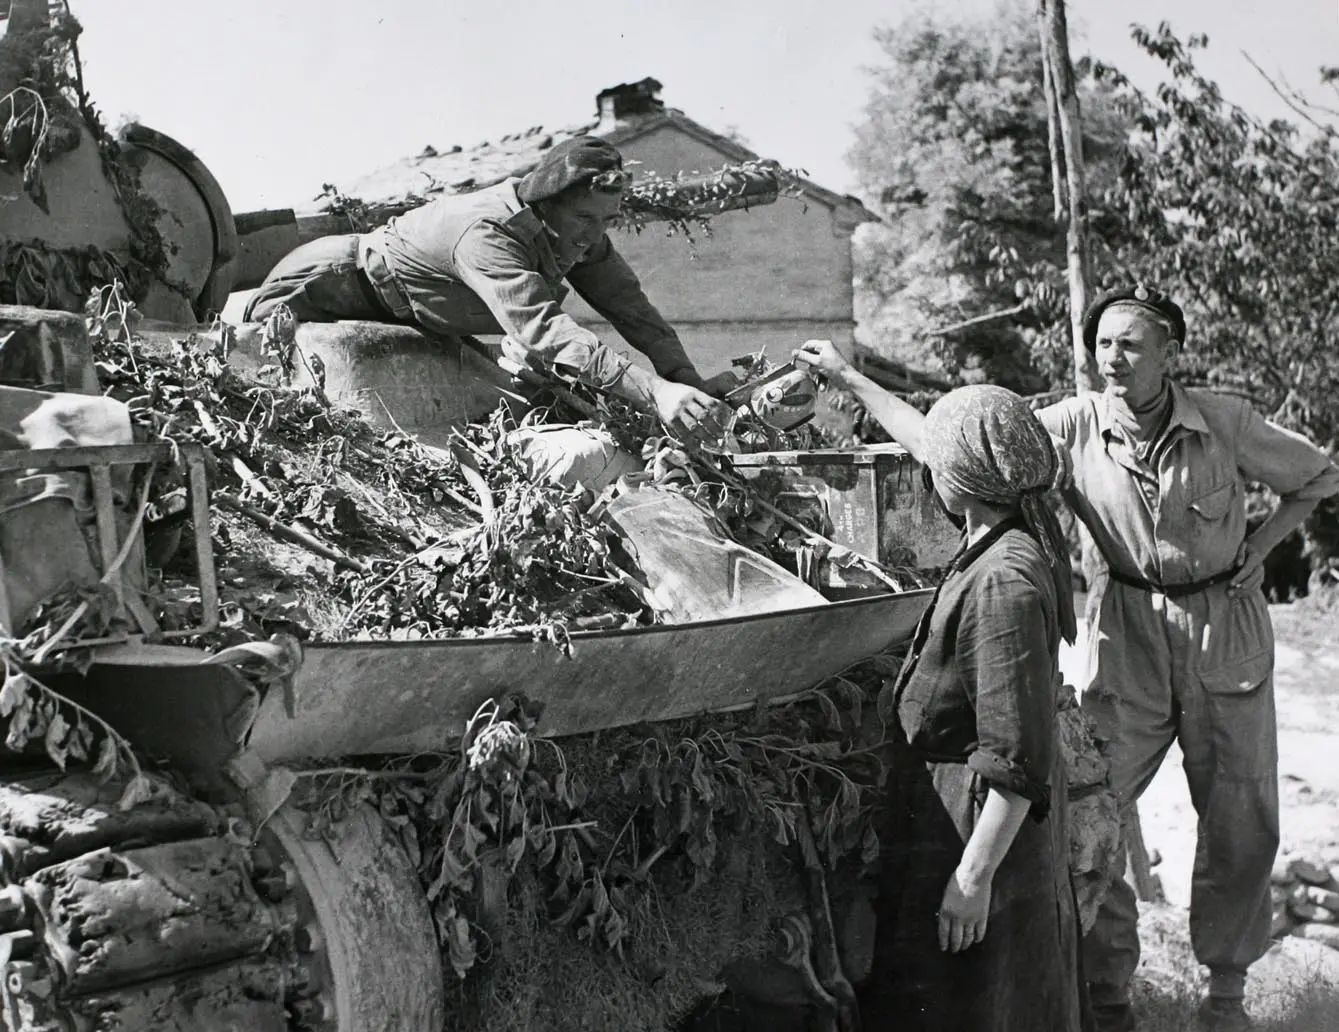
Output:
top-left (1038, 0), bottom-right (1161, 905)
top-left (1037, 0), bottom-right (1100, 394)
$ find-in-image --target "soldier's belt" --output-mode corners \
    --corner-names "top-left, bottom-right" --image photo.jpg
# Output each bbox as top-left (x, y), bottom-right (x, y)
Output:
top-left (1106, 566), bottom-right (1237, 598)
top-left (356, 239), bottom-right (415, 322)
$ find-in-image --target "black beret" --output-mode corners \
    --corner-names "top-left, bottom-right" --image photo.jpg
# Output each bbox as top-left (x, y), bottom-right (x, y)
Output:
top-left (1082, 285), bottom-right (1186, 351)
top-left (517, 136), bottom-right (626, 204)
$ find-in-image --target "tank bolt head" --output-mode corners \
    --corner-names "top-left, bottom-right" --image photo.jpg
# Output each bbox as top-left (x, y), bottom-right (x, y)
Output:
top-left (294, 922), bottom-right (324, 954)
top-left (6, 960), bottom-right (51, 999)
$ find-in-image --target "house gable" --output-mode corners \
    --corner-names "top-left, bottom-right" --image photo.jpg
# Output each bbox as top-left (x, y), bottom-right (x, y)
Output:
top-left (567, 119), bottom-right (857, 326)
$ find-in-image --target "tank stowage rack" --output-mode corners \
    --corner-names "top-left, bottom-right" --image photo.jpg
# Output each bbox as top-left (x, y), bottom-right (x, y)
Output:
top-left (0, 443), bottom-right (219, 644)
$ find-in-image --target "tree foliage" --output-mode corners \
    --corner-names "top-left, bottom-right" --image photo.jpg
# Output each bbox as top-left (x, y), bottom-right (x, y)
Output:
top-left (1082, 26), bottom-right (1339, 451)
top-left (851, 7), bottom-right (1339, 457)
top-left (847, 0), bottom-right (1126, 392)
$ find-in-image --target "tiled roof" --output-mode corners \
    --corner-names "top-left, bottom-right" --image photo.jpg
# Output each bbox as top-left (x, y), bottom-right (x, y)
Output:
top-left (317, 106), bottom-right (876, 224)
top-left (327, 118), bottom-right (600, 212)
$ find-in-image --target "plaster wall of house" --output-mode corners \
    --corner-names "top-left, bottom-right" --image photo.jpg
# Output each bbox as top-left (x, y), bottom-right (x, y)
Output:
top-left (564, 124), bottom-right (859, 378)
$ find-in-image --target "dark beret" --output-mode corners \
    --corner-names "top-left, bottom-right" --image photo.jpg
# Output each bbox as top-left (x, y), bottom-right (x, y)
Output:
top-left (517, 136), bottom-right (626, 204)
top-left (1082, 285), bottom-right (1186, 351)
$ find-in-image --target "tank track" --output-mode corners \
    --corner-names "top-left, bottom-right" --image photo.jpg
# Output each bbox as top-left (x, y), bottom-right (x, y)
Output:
top-left (0, 768), bottom-right (334, 1032)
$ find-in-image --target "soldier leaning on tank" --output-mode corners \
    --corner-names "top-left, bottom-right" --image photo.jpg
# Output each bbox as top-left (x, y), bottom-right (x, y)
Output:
top-left (245, 136), bottom-right (734, 438)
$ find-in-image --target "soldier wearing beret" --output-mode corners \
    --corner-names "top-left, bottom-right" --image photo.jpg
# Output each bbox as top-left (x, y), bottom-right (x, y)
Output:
top-left (246, 136), bottom-right (732, 436)
top-left (1035, 286), bottom-right (1339, 1032)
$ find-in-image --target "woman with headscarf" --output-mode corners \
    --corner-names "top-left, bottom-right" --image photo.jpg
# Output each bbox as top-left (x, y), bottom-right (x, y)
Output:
top-left (794, 340), bottom-right (1087, 1031)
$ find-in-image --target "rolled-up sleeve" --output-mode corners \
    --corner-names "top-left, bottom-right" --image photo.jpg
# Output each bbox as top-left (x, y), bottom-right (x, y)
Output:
top-left (1232, 401), bottom-right (1339, 502)
top-left (959, 568), bottom-right (1054, 819)
top-left (448, 222), bottom-right (631, 389)
top-left (565, 237), bottom-right (697, 382)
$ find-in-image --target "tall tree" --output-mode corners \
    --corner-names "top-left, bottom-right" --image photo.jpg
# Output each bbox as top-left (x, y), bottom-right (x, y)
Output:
top-left (1038, 0), bottom-right (1099, 393)
top-left (847, 0), bottom-right (1125, 393)
top-left (1091, 26), bottom-right (1339, 451)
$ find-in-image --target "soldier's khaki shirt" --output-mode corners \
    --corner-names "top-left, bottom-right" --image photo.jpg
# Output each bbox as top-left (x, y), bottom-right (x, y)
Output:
top-left (1038, 383), bottom-right (1339, 690)
top-left (1038, 384), bottom-right (1339, 586)
top-left (364, 180), bottom-right (695, 389)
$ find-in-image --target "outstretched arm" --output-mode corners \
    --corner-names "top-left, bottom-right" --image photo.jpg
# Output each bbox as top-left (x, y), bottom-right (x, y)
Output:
top-left (792, 340), bottom-right (928, 461)
top-left (567, 237), bottom-right (727, 393)
top-left (451, 226), bottom-right (725, 436)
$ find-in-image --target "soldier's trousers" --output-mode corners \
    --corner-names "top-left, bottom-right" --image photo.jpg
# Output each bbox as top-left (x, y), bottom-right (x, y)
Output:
top-left (244, 234), bottom-right (400, 325)
top-left (1079, 580), bottom-right (1278, 1005)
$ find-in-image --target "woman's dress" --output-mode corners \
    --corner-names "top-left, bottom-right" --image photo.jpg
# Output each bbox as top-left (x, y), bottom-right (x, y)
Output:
top-left (859, 519), bottom-right (1086, 1031)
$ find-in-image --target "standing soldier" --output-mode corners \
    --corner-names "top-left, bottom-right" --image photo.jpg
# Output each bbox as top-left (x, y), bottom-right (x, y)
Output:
top-left (1036, 286), bottom-right (1339, 1032)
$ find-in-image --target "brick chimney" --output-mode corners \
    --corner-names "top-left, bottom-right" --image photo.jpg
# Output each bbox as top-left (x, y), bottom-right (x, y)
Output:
top-left (596, 78), bottom-right (665, 131)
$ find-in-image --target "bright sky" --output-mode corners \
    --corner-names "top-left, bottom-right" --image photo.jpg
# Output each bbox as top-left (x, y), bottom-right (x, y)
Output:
top-left (66, 0), bottom-right (1339, 213)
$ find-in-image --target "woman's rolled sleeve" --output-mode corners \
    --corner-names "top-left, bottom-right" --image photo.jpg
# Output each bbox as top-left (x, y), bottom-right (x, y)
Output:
top-left (958, 568), bottom-right (1055, 819)
top-left (967, 749), bottom-right (1044, 808)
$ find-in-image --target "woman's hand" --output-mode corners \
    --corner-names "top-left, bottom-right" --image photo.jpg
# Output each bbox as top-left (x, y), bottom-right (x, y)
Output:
top-left (792, 339), bottom-right (852, 384)
top-left (938, 868), bottom-right (992, 953)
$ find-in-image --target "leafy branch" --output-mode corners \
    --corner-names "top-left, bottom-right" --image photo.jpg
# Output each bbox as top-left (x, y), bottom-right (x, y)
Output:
top-left (0, 86), bottom-right (50, 207)
top-left (315, 159), bottom-right (810, 249)
top-left (294, 656), bottom-right (897, 985)
top-left (0, 648), bottom-right (153, 810)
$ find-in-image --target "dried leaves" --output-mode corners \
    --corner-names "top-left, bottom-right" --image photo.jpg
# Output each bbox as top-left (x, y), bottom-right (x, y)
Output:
top-left (329, 409), bottom-right (645, 646)
top-left (86, 289), bottom-right (654, 647)
top-left (295, 658), bottom-right (897, 984)
top-left (0, 655), bottom-right (154, 810)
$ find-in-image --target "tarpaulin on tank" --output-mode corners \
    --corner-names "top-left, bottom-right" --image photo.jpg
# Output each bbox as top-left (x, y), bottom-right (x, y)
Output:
top-left (600, 481), bottom-right (827, 622)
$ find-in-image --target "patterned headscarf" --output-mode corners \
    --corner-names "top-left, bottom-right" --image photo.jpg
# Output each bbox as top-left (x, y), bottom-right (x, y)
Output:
top-left (922, 385), bottom-right (1076, 642)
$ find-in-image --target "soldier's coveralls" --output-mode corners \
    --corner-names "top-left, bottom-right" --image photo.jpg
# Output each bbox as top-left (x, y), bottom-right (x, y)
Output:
top-left (1038, 384), bottom-right (1339, 1005)
top-left (244, 179), bottom-right (699, 391)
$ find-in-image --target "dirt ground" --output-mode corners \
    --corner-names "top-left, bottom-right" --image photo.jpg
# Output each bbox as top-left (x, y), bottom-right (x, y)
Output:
top-left (1059, 592), bottom-right (1339, 1031)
